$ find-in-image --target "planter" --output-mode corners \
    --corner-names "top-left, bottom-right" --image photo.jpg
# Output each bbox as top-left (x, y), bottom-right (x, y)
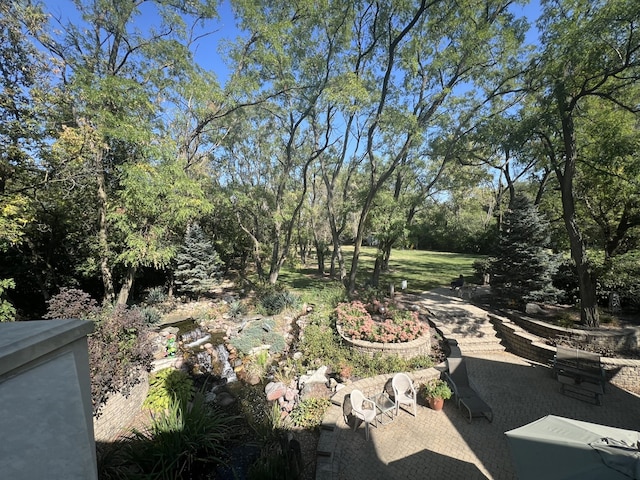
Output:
top-left (336, 323), bottom-right (431, 360)
top-left (427, 397), bottom-right (445, 411)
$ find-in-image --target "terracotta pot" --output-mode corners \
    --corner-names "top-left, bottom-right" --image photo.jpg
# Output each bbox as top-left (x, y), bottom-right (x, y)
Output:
top-left (428, 397), bottom-right (445, 411)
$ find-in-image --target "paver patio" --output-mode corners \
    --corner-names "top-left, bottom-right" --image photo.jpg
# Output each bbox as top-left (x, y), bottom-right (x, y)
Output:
top-left (316, 288), bottom-right (640, 479)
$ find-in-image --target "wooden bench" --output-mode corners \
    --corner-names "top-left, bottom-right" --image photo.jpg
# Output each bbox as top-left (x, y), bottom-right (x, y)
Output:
top-left (552, 346), bottom-right (606, 405)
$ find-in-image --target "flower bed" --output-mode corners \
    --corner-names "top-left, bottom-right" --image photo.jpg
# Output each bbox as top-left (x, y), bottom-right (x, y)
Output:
top-left (335, 300), bottom-right (431, 359)
top-left (336, 300), bottom-right (428, 343)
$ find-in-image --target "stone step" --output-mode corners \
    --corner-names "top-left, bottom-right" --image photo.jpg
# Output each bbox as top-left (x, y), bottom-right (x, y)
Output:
top-left (458, 342), bottom-right (506, 354)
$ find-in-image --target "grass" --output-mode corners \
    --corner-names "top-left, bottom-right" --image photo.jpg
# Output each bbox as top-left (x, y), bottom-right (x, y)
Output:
top-left (278, 246), bottom-right (484, 294)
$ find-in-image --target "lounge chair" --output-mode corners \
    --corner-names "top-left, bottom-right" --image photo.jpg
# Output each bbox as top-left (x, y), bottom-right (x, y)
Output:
top-left (392, 372), bottom-right (417, 417)
top-left (444, 340), bottom-right (493, 423)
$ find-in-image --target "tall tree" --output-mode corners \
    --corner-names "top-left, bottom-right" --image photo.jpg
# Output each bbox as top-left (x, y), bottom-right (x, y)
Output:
top-left (531, 0), bottom-right (640, 326)
top-left (27, 0), bottom-right (218, 304)
top-left (491, 193), bottom-right (559, 305)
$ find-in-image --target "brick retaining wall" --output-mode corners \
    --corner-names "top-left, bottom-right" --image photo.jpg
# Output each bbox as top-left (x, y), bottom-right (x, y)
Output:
top-left (336, 324), bottom-right (431, 359)
top-left (489, 312), bottom-right (640, 394)
top-left (93, 371), bottom-right (149, 442)
top-left (500, 310), bottom-right (640, 353)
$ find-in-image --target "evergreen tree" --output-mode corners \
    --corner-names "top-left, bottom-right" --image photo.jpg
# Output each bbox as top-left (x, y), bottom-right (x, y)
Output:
top-left (174, 224), bottom-right (222, 299)
top-left (490, 194), bottom-right (560, 306)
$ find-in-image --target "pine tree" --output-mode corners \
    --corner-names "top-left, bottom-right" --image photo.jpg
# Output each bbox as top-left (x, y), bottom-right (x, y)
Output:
top-left (490, 194), bottom-right (560, 306)
top-left (174, 224), bottom-right (222, 298)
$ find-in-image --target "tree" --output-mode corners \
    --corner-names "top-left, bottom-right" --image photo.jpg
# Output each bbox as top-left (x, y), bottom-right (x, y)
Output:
top-left (174, 223), bottom-right (222, 299)
top-left (531, 0), bottom-right (640, 326)
top-left (490, 194), bottom-right (559, 305)
top-left (26, 0), bottom-right (219, 305)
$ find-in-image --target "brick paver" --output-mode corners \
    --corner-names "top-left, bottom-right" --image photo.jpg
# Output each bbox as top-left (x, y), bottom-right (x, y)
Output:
top-left (316, 288), bottom-right (640, 480)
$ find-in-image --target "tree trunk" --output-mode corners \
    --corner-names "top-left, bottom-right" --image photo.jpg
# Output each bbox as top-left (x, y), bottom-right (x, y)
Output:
top-left (95, 147), bottom-right (115, 304)
top-left (369, 255), bottom-right (380, 287)
top-left (116, 265), bottom-right (136, 306)
top-left (556, 92), bottom-right (599, 327)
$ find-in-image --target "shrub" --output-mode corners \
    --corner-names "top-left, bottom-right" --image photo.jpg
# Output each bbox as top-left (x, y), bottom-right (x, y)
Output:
top-left (88, 305), bottom-right (154, 416)
top-left (0, 278), bottom-right (16, 322)
top-left (228, 300), bottom-right (248, 320)
top-left (143, 368), bottom-right (194, 412)
top-left (136, 305), bottom-right (162, 325)
top-left (336, 300), bottom-right (428, 343)
top-left (44, 289), bottom-right (153, 416)
top-left (44, 287), bottom-right (100, 320)
top-left (144, 286), bottom-right (167, 305)
top-left (259, 290), bottom-right (300, 315)
top-left (289, 397), bottom-right (331, 429)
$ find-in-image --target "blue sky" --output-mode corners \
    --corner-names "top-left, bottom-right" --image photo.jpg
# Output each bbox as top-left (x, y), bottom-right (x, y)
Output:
top-left (40, 0), bottom-right (542, 87)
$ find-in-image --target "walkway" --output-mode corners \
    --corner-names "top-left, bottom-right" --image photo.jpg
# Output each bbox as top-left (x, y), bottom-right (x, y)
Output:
top-left (315, 288), bottom-right (640, 479)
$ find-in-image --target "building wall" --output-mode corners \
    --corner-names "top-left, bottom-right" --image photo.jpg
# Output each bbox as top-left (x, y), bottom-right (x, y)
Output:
top-left (0, 319), bottom-right (97, 480)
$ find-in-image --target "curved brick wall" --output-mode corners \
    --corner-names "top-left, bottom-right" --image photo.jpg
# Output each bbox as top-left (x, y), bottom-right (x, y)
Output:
top-left (336, 324), bottom-right (431, 359)
top-left (488, 312), bottom-right (640, 395)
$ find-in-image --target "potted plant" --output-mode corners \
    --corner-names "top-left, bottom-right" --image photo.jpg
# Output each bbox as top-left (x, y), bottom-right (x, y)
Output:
top-left (420, 378), bottom-right (452, 411)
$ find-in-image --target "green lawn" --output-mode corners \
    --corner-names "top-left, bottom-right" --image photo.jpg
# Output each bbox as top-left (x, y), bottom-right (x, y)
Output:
top-left (278, 246), bottom-right (484, 294)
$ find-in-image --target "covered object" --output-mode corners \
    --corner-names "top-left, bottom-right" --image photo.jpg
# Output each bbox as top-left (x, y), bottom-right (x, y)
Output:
top-left (505, 415), bottom-right (640, 479)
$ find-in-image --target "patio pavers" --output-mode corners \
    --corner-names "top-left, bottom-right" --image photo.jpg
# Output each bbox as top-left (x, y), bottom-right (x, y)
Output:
top-left (316, 288), bottom-right (640, 480)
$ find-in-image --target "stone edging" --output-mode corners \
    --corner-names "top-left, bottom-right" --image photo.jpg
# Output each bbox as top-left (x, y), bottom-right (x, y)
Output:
top-left (315, 365), bottom-right (444, 480)
top-left (488, 312), bottom-right (640, 395)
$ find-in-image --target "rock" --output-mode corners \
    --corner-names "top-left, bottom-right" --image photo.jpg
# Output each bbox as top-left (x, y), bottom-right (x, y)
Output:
top-left (284, 388), bottom-right (297, 402)
top-left (293, 351), bottom-right (303, 361)
top-left (299, 365), bottom-right (329, 386)
top-left (160, 326), bottom-right (179, 336)
top-left (525, 303), bottom-right (543, 315)
top-left (265, 381), bottom-right (287, 401)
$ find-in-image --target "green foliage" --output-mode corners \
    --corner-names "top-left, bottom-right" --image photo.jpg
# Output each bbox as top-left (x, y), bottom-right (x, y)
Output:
top-left (289, 397), bottom-right (330, 429)
top-left (136, 305), bottom-right (162, 325)
top-left (143, 368), bottom-right (195, 413)
top-left (228, 300), bottom-right (248, 320)
top-left (420, 379), bottom-right (452, 400)
top-left (258, 289), bottom-right (300, 315)
top-left (230, 319), bottom-right (286, 355)
top-left (124, 394), bottom-right (239, 478)
top-left (248, 433), bottom-right (302, 480)
top-left (144, 286), bottom-right (167, 305)
top-left (0, 278), bottom-right (16, 322)
top-left (174, 223), bottom-right (222, 299)
top-left (43, 287), bottom-right (100, 320)
top-left (594, 251), bottom-right (640, 310)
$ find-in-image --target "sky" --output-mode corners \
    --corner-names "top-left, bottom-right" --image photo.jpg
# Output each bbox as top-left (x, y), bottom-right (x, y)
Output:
top-left (40, 0), bottom-right (543, 88)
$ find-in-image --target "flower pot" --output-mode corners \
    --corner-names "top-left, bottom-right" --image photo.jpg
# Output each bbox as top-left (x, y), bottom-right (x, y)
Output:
top-left (428, 397), bottom-right (445, 411)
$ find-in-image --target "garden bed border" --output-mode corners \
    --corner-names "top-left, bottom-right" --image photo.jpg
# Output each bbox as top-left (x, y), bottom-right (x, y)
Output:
top-left (336, 323), bottom-right (431, 360)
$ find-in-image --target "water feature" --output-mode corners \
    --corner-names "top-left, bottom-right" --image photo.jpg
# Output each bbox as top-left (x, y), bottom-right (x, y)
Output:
top-left (216, 344), bottom-right (238, 383)
top-left (180, 327), bottom-right (211, 348)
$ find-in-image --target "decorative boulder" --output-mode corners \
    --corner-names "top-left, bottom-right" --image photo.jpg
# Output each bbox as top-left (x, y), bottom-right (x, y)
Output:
top-left (265, 381), bottom-right (287, 401)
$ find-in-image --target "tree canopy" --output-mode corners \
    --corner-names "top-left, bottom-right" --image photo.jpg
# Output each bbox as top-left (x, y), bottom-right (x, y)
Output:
top-left (1, 0), bottom-right (639, 324)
